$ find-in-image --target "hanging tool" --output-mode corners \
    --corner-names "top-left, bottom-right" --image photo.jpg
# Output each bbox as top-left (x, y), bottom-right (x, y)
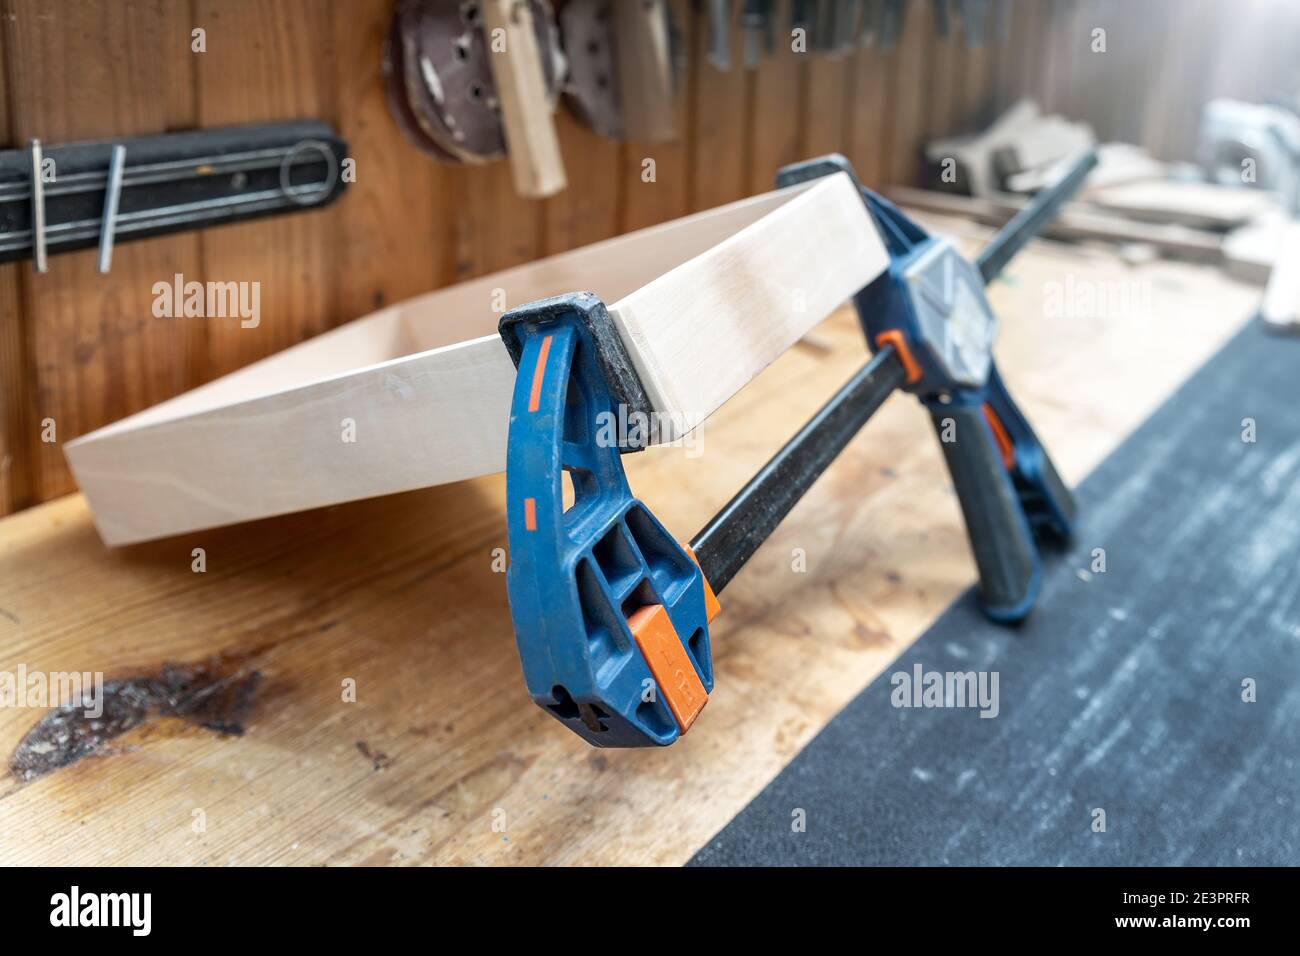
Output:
top-left (481, 0), bottom-right (568, 196)
top-left (96, 144), bottom-right (126, 274)
top-left (496, 147), bottom-right (1098, 747)
top-left (810, 0), bottom-right (835, 53)
top-left (560, 0), bottom-right (682, 142)
top-left (791, 0), bottom-right (811, 42)
top-left (741, 0), bottom-right (777, 69)
top-left (382, 0), bottom-right (568, 196)
top-left (706, 0), bottom-right (732, 71)
top-left (836, 0), bottom-right (863, 55)
top-left (954, 0), bottom-right (990, 48)
top-left (932, 0), bottom-right (951, 39)
top-left (0, 122), bottom-right (347, 268)
top-left (878, 0), bottom-right (907, 52)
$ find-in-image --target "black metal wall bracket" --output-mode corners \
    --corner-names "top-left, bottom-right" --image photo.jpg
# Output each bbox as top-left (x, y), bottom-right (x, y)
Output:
top-left (0, 120), bottom-right (349, 272)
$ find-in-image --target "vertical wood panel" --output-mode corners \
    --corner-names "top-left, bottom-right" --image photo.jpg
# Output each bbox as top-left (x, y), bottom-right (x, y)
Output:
top-left (542, 110), bottom-right (621, 255)
top-left (0, 262), bottom-right (25, 514)
top-left (451, 164), bottom-right (544, 280)
top-left (803, 49), bottom-right (854, 158)
top-left (1140, 0), bottom-right (1221, 160)
top-left (878, 0), bottom-right (931, 187)
top-left (924, 6), bottom-right (960, 141)
top-left (690, 0), bottom-right (748, 211)
top-left (1007, 0), bottom-right (1048, 107)
top-left (847, 40), bottom-right (891, 189)
top-left (2, 0), bottom-right (202, 501)
top-left (622, 0), bottom-right (694, 232)
top-left (194, 0), bottom-right (337, 376)
top-left (747, 0), bottom-right (805, 194)
top-left (0, 33), bottom-right (31, 515)
top-left (1048, 0), bottom-right (1087, 121)
top-left (1088, 0), bottom-right (1153, 147)
top-left (951, 22), bottom-right (992, 133)
top-left (332, 0), bottom-right (448, 318)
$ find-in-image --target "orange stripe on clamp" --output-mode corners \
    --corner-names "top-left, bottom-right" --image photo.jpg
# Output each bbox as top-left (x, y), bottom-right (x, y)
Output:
top-left (982, 404), bottom-right (1016, 470)
top-left (875, 329), bottom-right (923, 385)
top-left (627, 604), bottom-right (708, 733)
top-left (523, 497), bottom-right (537, 531)
top-left (527, 334), bottom-right (553, 413)
top-left (684, 546), bottom-right (721, 623)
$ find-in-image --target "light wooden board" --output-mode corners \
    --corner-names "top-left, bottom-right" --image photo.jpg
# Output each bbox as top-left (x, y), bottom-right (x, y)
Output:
top-left (889, 186), bottom-right (1226, 264)
top-left (1224, 212), bottom-right (1292, 285)
top-left (1260, 220), bottom-right (1300, 330)
top-left (1085, 180), bottom-right (1279, 230)
top-left (64, 174), bottom-right (888, 545)
top-left (0, 223), bottom-right (1261, 865)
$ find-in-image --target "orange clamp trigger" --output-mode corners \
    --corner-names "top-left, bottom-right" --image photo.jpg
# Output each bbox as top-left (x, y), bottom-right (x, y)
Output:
top-left (624, 544), bottom-right (721, 736)
top-left (627, 605), bottom-right (708, 733)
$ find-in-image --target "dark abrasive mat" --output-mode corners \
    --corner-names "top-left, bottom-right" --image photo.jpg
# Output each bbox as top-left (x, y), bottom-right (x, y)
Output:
top-left (691, 319), bottom-right (1300, 866)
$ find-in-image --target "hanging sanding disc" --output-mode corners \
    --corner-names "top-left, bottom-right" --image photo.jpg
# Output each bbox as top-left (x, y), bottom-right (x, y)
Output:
top-left (560, 0), bottom-right (683, 141)
top-left (383, 0), bottom-right (565, 164)
top-left (382, 12), bottom-right (463, 163)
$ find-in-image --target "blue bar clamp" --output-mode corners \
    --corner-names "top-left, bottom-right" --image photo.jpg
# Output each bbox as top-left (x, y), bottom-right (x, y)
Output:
top-left (498, 293), bottom-right (717, 747)
top-left (498, 150), bottom-right (1097, 746)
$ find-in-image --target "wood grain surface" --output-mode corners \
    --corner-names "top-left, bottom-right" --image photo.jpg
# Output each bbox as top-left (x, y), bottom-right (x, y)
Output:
top-left (0, 223), bottom-right (1260, 864)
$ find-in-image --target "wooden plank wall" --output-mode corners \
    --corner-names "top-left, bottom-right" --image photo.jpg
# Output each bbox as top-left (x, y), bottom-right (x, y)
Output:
top-left (0, 0), bottom-right (1294, 517)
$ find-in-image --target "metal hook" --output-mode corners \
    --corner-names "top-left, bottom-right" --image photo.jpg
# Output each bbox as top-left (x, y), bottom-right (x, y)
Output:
top-left (30, 139), bottom-right (48, 274)
top-left (97, 144), bottom-right (127, 274)
top-left (278, 139), bottom-right (338, 207)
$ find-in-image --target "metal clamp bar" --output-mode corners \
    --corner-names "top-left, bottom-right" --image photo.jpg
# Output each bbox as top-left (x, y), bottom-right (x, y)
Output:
top-left (690, 344), bottom-right (908, 593)
top-left (975, 147), bottom-right (1099, 284)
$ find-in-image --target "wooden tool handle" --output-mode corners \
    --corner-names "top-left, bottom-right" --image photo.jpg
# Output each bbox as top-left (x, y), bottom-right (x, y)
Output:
top-left (481, 0), bottom-right (567, 198)
top-left (613, 0), bottom-right (677, 142)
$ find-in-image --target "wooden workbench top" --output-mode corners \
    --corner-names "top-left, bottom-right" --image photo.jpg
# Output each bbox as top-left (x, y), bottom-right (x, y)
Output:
top-left (0, 224), bottom-right (1260, 865)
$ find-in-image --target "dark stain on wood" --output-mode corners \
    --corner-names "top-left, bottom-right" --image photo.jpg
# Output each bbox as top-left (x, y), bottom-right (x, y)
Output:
top-left (9, 654), bottom-right (265, 783)
top-left (355, 740), bottom-right (392, 772)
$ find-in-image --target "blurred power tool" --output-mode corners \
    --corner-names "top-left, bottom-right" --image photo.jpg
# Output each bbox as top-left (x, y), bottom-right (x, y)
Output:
top-left (1200, 98), bottom-right (1300, 214)
top-left (495, 147), bottom-right (1098, 747)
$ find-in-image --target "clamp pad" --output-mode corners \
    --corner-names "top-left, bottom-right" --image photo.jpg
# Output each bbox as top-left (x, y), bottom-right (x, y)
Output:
top-left (499, 291), bottom-right (656, 449)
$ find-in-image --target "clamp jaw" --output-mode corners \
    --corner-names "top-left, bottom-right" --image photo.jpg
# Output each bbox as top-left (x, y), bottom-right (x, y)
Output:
top-left (499, 293), bottom-right (718, 747)
top-left (779, 152), bottom-right (1091, 622)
